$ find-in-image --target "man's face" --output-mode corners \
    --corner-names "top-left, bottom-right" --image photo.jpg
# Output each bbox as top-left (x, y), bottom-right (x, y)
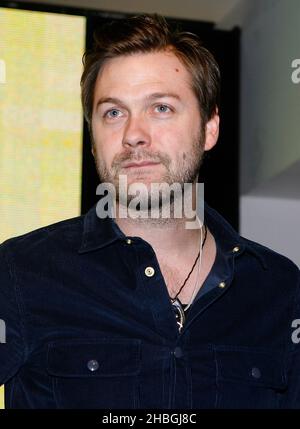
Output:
top-left (91, 50), bottom-right (218, 205)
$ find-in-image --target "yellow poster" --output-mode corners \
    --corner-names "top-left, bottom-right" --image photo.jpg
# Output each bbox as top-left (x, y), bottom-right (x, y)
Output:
top-left (0, 7), bottom-right (86, 408)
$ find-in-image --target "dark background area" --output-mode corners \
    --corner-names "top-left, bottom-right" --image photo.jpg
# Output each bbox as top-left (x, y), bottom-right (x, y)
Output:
top-left (1, 1), bottom-right (240, 230)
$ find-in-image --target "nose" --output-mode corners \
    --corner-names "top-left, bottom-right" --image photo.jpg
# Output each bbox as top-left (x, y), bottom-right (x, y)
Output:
top-left (122, 115), bottom-right (151, 149)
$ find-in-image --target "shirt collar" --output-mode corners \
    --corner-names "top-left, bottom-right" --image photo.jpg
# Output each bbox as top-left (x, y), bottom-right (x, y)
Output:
top-left (78, 204), bottom-right (125, 253)
top-left (78, 200), bottom-right (268, 270)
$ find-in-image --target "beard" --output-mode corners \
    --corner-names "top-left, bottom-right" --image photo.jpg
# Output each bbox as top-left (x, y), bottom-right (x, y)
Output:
top-left (92, 127), bottom-right (205, 214)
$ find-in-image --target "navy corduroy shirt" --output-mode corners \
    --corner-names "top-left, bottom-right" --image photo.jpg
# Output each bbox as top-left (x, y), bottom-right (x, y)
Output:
top-left (0, 203), bottom-right (299, 409)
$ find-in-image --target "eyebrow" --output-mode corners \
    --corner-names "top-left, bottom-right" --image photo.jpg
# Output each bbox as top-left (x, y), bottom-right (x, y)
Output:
top-left (95, 92), bottom-right (181, 111)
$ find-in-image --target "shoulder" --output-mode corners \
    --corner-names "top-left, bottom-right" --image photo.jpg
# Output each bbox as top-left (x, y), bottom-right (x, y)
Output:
top-left (241, 235), bottom-right (299, 269)
top-left (0, 214), bottom-right (84, 262)
top-left (239, 235), bottom-right (300, 287)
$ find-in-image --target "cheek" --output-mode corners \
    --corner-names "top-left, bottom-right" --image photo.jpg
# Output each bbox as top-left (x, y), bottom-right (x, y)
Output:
top-left (152, 124), bottom-right (185, 151)
top-left (152, 126), bottom-right (191, 172)
top-left (93, 127), bottom-right (121, 163)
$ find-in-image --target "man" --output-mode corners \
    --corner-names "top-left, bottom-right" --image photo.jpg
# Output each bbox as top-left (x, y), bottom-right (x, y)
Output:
top-left (0, 14), bottom-right (299, 409)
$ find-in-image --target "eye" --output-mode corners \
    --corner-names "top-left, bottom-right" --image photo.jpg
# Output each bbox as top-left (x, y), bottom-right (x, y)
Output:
top-left (104, 109), bottom-right (123, 119)
top-left (154, 104), bottom-right (172, 114)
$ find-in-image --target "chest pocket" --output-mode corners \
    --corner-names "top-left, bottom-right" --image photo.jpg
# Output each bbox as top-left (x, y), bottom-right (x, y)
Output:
top-left (214, 346), bottom-right (288, 409)
top-left (46, 338), bottom-right (141, 409)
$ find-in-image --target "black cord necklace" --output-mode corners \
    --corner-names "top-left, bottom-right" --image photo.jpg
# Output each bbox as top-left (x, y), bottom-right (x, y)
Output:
top-left (170, 224), bottom-right (208, 332)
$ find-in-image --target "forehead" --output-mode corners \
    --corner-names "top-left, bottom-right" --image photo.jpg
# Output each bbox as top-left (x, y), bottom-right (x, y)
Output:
top-left (93, 51), bottom-right (194, 102)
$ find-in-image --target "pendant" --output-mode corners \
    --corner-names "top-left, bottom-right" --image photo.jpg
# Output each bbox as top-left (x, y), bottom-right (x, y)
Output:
top-left (171, 298), bottom-right (186, 332)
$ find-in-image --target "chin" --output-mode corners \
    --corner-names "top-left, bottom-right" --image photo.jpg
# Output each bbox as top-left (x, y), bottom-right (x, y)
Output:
top-left (126, 174), bottom-right (162, 185)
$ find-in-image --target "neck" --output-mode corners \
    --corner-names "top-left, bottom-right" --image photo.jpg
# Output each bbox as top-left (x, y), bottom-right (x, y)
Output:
top-left (114, 181), bottom-right (202, 260)
top-left (114, 196), bottom-right (216, 312)
top-left (117, 214), bottom-right (201, 257)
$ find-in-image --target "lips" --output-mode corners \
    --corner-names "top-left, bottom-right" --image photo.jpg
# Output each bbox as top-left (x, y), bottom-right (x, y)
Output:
top-left (122, 161), bottom-right (161, 168)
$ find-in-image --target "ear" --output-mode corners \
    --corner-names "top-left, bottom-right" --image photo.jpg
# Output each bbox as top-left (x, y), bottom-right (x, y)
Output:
top-left (204, 109), bottom-right (220, 152)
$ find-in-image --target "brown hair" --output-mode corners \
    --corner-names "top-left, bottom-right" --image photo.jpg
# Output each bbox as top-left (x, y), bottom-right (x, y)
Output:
top-left (80, 14), bottom-right (220, 131)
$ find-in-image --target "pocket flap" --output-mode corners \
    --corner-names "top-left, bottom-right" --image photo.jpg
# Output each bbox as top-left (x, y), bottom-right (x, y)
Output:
top-left (46, 338), bottom-right (141, 378)
top-left (215, 346), bottom-right (287, 390)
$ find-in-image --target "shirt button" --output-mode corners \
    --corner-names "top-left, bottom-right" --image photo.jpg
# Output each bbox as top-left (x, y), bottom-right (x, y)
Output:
top-left (251, 367), bottom-right (261, 379)
top-left (232, 246), bottom-right (240, 253)
top-left (87, 359), bottom-right (99, 372)
top-left (173, 347), bottom-right (183, 358)
top-left (145, 266), bottom-right (155, 277)
top-left (218, 281), bottom-right (226, 288)
top-left (126, 238), bottom-right (132, 244)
